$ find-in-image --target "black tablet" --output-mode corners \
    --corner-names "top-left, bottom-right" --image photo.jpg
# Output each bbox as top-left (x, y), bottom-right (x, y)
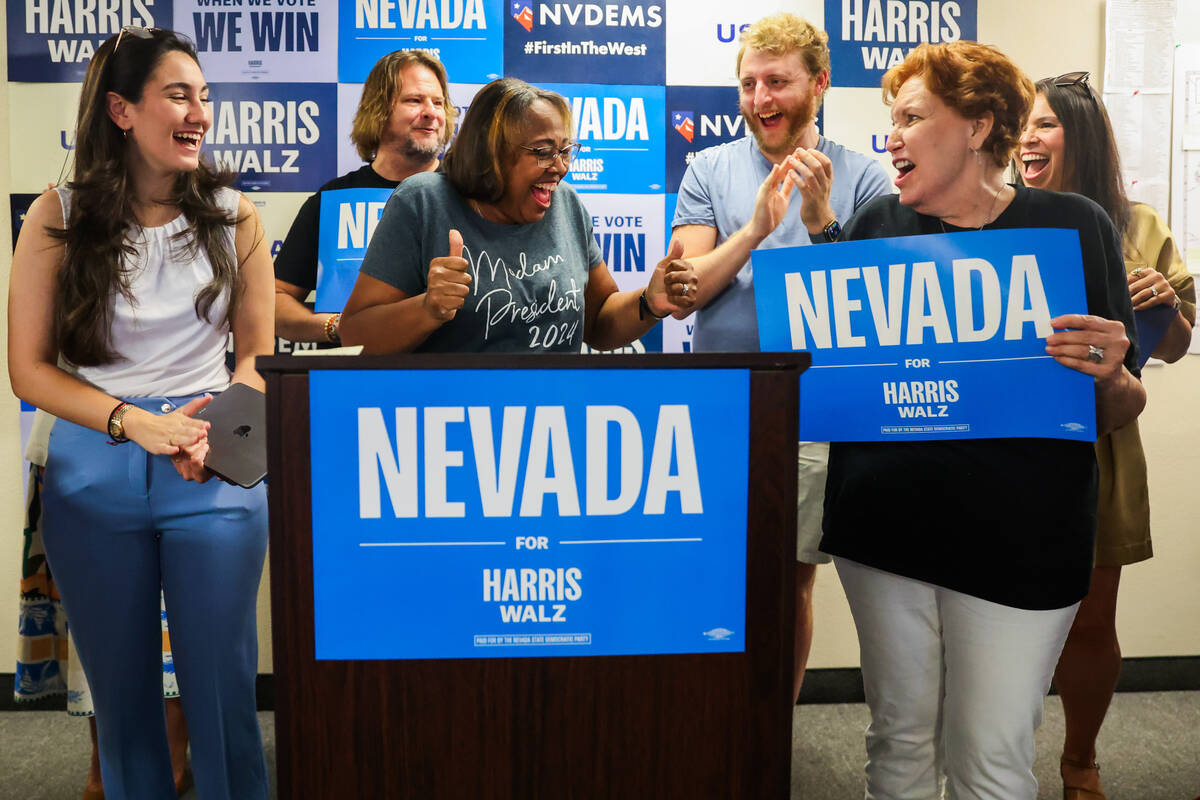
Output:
top-left (194, 382), bottom-right (267, 489)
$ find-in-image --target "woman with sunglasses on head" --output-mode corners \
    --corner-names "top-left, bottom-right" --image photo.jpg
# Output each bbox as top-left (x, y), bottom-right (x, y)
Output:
top-left (1020, 72), bottom-right (1195, 800)
top-left (8, 27), bottom-right (274, 800)
top-left (819, 43), bottom-right (1145, 799)
top-left (339, 77), bottom-right (697, 353)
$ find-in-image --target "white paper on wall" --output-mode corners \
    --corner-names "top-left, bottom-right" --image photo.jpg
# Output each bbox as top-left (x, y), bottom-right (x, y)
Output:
top-left (1105, 0), bottom-right (1176, 90)
top-left (1103, 0), bottom-right (1176, 264)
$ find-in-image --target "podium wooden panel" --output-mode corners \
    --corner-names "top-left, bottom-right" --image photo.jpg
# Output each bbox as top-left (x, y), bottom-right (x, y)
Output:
top-left (259, 353), bottom-right (808, 799)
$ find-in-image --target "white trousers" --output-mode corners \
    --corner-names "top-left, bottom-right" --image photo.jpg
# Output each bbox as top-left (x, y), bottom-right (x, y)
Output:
top-left (835, 557), bottom-right (1079, 800)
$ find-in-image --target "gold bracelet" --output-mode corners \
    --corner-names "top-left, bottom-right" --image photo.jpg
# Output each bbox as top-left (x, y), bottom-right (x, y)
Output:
top-left (107, 401), bottom-right (132, 443)
top-left (324, 312), bottom-right (341, 344)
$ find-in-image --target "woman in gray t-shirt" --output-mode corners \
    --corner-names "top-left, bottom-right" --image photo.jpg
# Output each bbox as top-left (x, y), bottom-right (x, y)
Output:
top-left (342, 78), bottom-right (697, 353)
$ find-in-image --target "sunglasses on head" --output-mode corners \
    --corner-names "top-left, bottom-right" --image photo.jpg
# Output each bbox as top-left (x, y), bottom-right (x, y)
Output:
top-left (114, 25), bottom-right (157, 52)
top-left (1052, 71), bottom-right (1092, 90)
top-left (1049, 71), bottom-right (1101, 110)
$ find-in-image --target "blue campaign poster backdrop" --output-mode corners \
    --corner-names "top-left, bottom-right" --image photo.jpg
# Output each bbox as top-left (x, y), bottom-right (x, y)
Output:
top-left (543, 83), bottom-right (666, 194)
top-left (503, 0), bottom-right (666, 86)
top-left (7, 1), bottom-right (172, 82)
top-left (664, 86), bottom-right (741, 194)
top-left (205, 82), bottom-right (338, 192)
top-left (183, 0), bottom-right (339, 83)
top-left (310, 367), bottom-right (750, 660)
top-left (338, 0), bottom-right (504, 83)
top-left (9, 194), bottom-right (39, 253)
top-left (315, 187), bottom-right (395, 312)
top-left (824, 0), bottom-right (978, 88)
top-left (753, 228), bottom-right (1097, 442)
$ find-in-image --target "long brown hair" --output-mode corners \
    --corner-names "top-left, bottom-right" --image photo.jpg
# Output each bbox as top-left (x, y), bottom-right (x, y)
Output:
top-left (52, 28), bottom-right (239, 367)
top-left (1034, 77), bottom-right (1131, 239)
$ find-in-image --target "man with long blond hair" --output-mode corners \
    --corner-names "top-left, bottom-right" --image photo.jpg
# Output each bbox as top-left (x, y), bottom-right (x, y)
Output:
top-left (671, 13), bottom-right (890, 704)
top-left (274, 50), bottom-right (456, 344)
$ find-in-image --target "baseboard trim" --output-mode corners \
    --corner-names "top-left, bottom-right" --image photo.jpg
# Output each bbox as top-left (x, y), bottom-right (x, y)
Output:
top-left (3, 656), bottom-right (1197, 712)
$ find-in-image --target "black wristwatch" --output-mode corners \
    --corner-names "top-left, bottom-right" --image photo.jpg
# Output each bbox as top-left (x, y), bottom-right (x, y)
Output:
top-left (821, 219), bottom-right (841, 243)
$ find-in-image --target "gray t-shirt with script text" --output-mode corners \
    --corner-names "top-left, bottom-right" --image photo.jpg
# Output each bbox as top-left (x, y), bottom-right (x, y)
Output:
top-left (360, 172), bottom-right (603, 353)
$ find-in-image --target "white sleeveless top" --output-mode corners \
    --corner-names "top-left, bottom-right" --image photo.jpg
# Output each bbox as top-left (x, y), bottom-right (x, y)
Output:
top-left (56, 186), bottom-right (240, 398)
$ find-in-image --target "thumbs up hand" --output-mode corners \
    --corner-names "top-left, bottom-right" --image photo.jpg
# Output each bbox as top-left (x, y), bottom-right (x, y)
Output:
top-left (644, 239), bottom-right (697, 318)
top-left (424, 229), bottom-right (472, 322)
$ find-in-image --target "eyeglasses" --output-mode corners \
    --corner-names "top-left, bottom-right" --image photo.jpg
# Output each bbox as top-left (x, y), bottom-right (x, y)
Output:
top-left (114, 25), bottom-right (157, 52)
top-left (520, 142), bottom-right (581, 168)
top-left (1052, 71), bottom-right (1091, 89)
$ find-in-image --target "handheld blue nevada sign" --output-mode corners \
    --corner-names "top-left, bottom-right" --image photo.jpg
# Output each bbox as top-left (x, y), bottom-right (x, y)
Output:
top-left (753, 229), bottom-right (1096, 442)
top-left (315, 188), bottom-right (395, 312)
top-left (310, 368), bottom-right (749, 660)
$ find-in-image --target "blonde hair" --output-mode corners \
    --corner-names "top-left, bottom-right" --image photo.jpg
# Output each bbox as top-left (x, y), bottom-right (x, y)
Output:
top-left (350, 50), bottom-right (456, 162)
top-left (736, 13), bottom-right (831, 86)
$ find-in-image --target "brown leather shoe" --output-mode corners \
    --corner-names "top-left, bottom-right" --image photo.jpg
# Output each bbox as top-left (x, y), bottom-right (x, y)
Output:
top-left (1061, 756), bottom-right (1107, 800)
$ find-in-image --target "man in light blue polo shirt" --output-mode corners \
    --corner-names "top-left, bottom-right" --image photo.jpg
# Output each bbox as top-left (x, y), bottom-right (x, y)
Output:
top-left (672, 12), bottom-right (892, 704)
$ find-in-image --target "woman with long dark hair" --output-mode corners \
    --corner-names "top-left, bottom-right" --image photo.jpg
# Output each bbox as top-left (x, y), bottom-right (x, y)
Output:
top-left (8, 27), bottom-right (274, 799)
top-left (1020, 72), bottom-right (1195, 800)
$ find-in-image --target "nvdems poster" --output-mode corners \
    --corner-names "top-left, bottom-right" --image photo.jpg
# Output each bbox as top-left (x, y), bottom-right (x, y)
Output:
top-left (310, 367), bottom-right (750, 660)
top-left (504, 0), bottom-right (666, 85)
top-left (664, 86), bottom-right (741, 193)
top-left (754, 228), bottom-right (1097, 442)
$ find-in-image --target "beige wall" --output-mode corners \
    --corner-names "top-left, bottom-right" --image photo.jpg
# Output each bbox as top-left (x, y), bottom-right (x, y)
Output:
top-left (0, 1), bottom-right (1194, 676)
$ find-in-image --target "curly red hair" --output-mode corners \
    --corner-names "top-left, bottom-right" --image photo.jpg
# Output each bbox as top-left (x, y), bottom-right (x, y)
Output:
top-left (883, 41), bottom-right (1034, 168)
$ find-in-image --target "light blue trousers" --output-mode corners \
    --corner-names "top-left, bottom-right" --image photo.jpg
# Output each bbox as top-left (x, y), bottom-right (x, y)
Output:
top-left (41, 395), bottom-right (269, 800)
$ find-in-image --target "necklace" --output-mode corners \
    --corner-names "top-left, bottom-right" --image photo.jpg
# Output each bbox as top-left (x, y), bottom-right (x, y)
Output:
top-left (938, 183), bottom-right (1005, 232)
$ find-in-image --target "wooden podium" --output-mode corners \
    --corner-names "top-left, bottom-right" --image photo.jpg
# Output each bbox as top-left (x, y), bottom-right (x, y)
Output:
top-left (258, 352), bottom-right (809, 799)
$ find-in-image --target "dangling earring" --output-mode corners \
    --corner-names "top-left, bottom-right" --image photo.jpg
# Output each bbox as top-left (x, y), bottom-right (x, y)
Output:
top-left (122, 128), bottom-right (129, 139)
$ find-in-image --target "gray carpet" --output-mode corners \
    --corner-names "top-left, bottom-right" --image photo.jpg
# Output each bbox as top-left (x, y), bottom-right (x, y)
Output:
top-left (1, 692), bottom-right (1197, 798)
top-left (790, 692), bottom-right (1200, 799)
